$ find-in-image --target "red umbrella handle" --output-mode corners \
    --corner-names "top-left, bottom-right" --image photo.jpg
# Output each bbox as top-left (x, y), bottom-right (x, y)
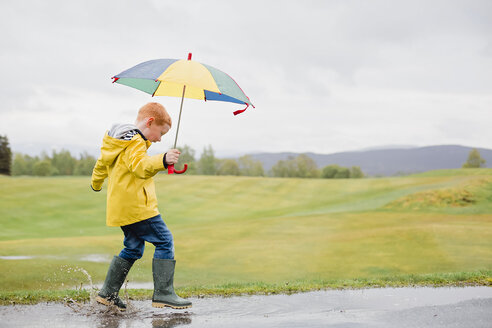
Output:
top-left (167, 164), bottom-right (188, 174)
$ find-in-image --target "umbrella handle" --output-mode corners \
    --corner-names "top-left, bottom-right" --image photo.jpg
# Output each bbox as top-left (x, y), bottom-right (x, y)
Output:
top-left (167, 164), bottom-right (188, 174)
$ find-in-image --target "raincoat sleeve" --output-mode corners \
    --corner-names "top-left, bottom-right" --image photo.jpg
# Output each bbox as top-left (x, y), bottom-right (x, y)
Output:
top-left (91, 157), bottom-right (108, 191)
top-left (123, 138), bottom-right (165, 179)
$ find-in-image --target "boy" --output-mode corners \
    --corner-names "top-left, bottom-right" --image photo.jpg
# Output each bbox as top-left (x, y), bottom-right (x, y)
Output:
top-left (91, 102), bottom-right (191, 310)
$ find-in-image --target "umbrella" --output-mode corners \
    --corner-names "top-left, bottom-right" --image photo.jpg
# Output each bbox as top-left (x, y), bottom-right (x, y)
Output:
top-left (112, 53), bottom-right (254, 174)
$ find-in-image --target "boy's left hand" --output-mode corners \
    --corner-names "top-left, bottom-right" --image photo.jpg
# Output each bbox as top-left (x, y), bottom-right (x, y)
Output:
top-left (165, 149), bottom-right (181, 165)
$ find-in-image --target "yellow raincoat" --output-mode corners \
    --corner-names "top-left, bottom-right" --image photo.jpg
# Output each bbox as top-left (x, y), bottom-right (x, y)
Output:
top-left (91, 132), bottom-right (165, 227)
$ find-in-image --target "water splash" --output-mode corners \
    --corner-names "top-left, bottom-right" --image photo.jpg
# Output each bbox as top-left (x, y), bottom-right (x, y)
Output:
top-left (61, 266), bottom-right (97, 303)
top-left (60, 265), bottom-right (138, 316)
top-left (122, 279), bottom-right (137, 313)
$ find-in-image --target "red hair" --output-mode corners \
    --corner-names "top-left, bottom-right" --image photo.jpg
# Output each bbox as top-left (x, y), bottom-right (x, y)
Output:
top-left (137, 102), bottom-right (172, 127)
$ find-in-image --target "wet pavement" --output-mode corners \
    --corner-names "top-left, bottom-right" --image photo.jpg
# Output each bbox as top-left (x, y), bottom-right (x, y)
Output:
top-left (0, 287), bottom-right (491, 327)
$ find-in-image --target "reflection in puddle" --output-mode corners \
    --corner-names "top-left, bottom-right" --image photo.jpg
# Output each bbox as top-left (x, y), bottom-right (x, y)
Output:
top-left (90, 301), bottom-right (192, 328)
top-left (89, 312), bottom-right (192, 328)
top-left (151, 313), bottom-right (192, 328)
top-left (65, 298), bottom-right (192, 328)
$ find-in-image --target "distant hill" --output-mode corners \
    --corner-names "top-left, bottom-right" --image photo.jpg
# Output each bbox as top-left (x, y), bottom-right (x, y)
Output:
top-left (248, 145), bottom-right (492, 176)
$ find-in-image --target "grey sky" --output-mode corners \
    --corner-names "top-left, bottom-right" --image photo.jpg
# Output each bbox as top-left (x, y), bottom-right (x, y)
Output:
top-left (1, 0), bottom-right (491, 158)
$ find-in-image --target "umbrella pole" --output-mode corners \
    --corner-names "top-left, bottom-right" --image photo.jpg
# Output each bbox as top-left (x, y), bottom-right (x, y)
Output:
top-left (173, 53), bottom-right (192, 149)
top-left (173, 85), bottom-right (186, 149)
top-left (167, 85), bottom-right (188, 174)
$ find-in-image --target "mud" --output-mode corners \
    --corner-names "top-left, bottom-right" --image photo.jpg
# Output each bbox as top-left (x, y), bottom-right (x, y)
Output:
top-left (0, 287), bottom-right (491, 327)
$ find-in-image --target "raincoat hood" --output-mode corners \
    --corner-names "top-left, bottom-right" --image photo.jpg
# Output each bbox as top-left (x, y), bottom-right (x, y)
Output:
top-left (108, 123), bottom-right (138, 139)
top-left (99, 124), bottom-right (149, 167)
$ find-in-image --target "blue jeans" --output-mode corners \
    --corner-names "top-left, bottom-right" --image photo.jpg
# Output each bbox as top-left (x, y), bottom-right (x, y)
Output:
top-left (118, 214), bottom-right (174, 263)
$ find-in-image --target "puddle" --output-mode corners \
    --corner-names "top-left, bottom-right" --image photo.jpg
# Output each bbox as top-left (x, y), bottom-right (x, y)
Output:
top-left (0, 256), bottom-right (35, 260)
top-left (0, 287), bottom-right (491, 327)
top-left (78, 254), bottom-right (111, 263)
top-left (0, 254), bottom-right (111, 263)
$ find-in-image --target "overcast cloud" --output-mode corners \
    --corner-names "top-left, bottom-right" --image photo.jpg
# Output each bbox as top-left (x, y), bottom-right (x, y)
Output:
top-left (1, 0), bottom-right (491, 157)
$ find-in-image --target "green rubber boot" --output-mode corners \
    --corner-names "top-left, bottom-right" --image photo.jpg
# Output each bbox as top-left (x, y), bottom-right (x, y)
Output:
top-left (152, 258), bottom-right (192, 309)
top-left (96, 256), bottom-right (133, 311)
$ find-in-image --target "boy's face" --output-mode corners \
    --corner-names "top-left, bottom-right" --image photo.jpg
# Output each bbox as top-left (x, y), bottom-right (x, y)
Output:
top-left (140, 118), bottom-right (171, 142)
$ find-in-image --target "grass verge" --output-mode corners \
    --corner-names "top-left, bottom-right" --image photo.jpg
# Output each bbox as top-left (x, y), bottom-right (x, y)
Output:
top-left (1, 270), bottom-right (490, 306)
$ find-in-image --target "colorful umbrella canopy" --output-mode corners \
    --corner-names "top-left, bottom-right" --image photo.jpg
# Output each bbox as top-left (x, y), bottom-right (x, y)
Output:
top-left (112, 54), bottom-right (254, 115)
top-left (112, 53), bottom-right (253, 174)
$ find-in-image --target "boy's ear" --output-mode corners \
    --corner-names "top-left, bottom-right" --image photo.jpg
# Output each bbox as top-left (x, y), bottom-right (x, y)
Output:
top-left (146, 117), bottom-right (155, 127)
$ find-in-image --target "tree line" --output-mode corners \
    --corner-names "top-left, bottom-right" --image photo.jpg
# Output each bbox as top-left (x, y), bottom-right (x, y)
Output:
top-left (2, 134), bottom-right (488, 178)
top-left (11, 151), bottom-right (96, 176)
top-left (0, 136), bottom-right (366, 179)
top-left (270, 154), bottom-right (364, 178)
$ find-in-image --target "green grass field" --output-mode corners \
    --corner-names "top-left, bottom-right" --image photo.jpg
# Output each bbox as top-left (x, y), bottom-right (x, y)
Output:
top-left (1, 169), bottom-right (491, 303)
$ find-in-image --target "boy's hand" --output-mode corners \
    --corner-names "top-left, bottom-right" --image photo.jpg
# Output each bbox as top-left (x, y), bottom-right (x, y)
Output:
top-left (165, 149), bottom-right (181, 165)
